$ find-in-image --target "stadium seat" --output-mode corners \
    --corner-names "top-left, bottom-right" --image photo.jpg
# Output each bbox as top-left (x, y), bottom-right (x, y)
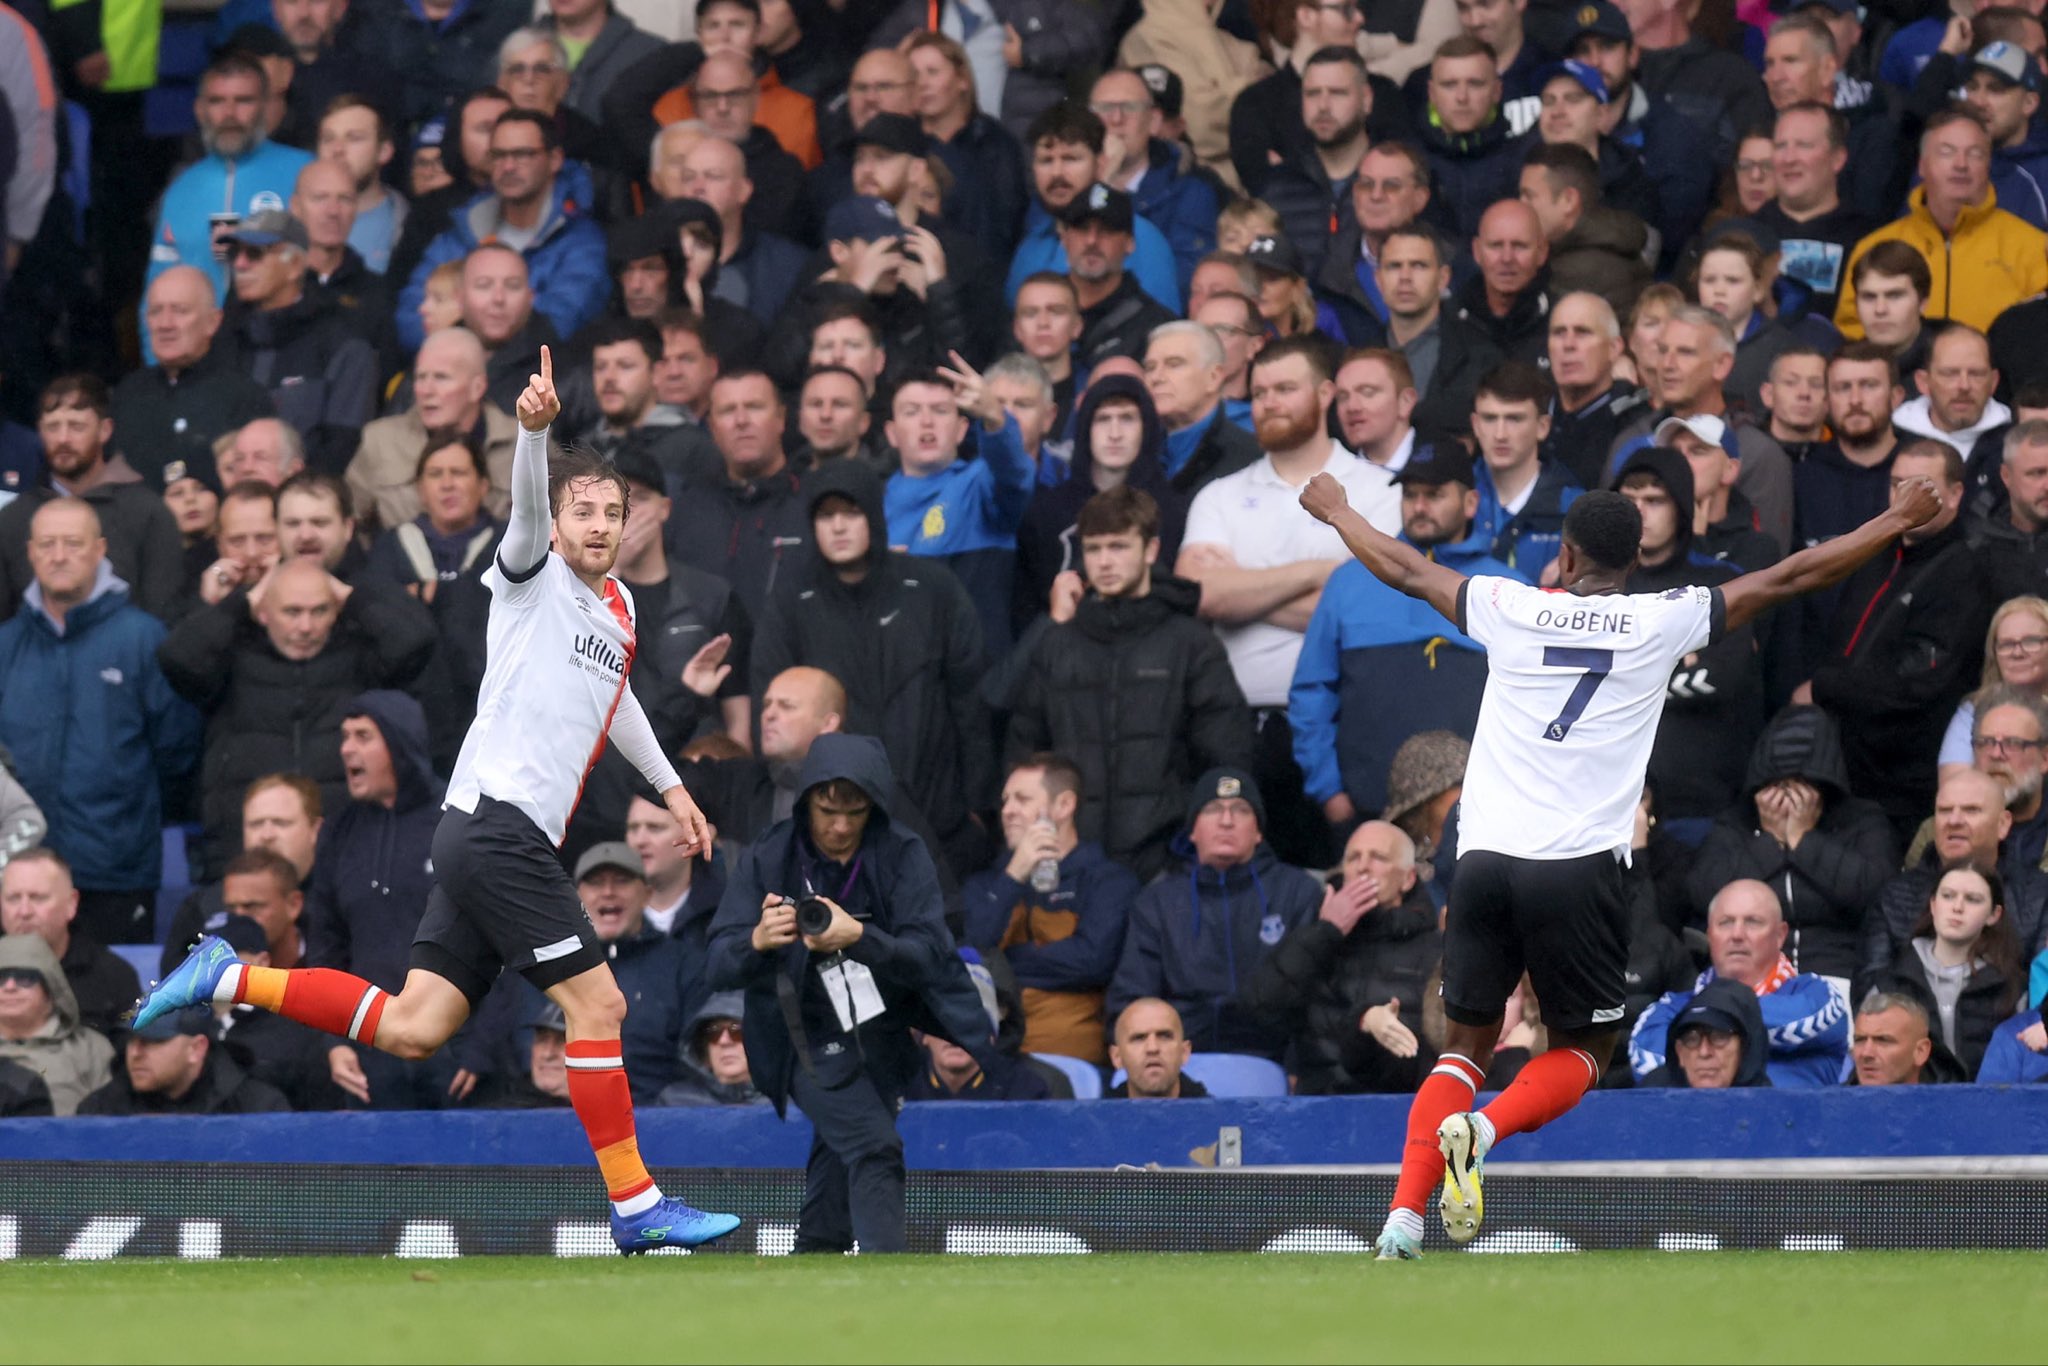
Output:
top-left (1109, 1053), bottom-right (1290, 1098)
top-left (1031, 1053), bottom-right (1104, 1100)
top-left (110, 943), bottom-right (162, 987)
top-left (154, 824), bottom-right (199, 942)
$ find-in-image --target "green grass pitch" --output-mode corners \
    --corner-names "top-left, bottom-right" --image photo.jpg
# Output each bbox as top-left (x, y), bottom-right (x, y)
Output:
top-left (4, 1251), bottom-right (2045, 1363)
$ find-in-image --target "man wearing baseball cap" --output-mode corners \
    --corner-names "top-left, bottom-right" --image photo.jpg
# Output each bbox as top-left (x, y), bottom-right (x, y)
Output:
top-left (1564, 0), bottom-right (1723, 258)
top-left (1652, 413), bottom-right (1782, 571)
top-left (221, 208), bottom-right (379, 475)
top-left (1291, 445), bottom-right (1521, 828)
top-left (1060, 182), bottom-right (1179, 366)
top-left (569, 840), bottom-right (700, 1102)
top-left (78, 1003), bottom-right (292, 1114)
top-left (1962, 41), bottom-right (2048, 230)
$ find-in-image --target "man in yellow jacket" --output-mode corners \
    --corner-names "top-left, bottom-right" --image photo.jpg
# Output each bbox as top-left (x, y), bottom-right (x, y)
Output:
top-left (1836, 107), bottom-right (2048, 336)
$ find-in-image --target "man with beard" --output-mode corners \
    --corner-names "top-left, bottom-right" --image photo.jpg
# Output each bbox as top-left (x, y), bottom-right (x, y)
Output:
top-left (1542, 291), bottom-right (1645, 491)
top-left (1795, 343), bottom-right (1900, 550)
top-left (1258, 48), bottom-right (1372, 278)
top-left (1291, 446), bottom-right (1520, 826)
top-left (1060, 184), bottom-right (1179, 369)
top-left (1178, 337), bottom-right (1401, 867)
top-left (146, 53), bottom-right (314, 309)
top-left (1893, 325), bottom-right (2013, 519)
top-left (0, 376), bottom-right (185, 622)
top-left (1005, 104), bottom-right (1180, 313)
top-left (570, 319), bottom-right (716, 486)
top-left (1964, 689), bottom-right (2048, 874)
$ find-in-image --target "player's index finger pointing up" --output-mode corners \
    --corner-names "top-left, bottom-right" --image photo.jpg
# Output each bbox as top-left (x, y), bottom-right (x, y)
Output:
top-left (539, 344), bottom-right (553, 385)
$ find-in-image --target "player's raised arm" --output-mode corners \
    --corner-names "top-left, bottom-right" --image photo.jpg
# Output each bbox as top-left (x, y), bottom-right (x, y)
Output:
top-left (1720, 474), bottom-right (1942, 632)
top-left (500, 345), bottom-right (560, 577)
top-left (1298, 472), bottom-right (1466, 624)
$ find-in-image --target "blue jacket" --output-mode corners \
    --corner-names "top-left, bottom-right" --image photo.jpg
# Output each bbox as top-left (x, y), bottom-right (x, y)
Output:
top-left (1473, 458), bottom-right (1584, 579)
top-left (1003, 201), bottom-right (1183, 313)
top-left (0, 566), bottom-right (202, 889)
top-left (961, 839), bottom-right (1137, 995)
top-left (145, 141), bottom-right (314, 304)
top-left (885, 413), bottom-right (1035, 557)
top-left (1106, 842), bottom-right (1323, 1060)
top-left (1289, 525), bottom-right (1524, 809)
top-left (1977, 1009), bottom-right (2048, 1085)
top-left (1128, 140), bottom-right (1220, 298)
top-left (395, 171), bottom-right (610, 353)
top-left (1993, 124), bottom-right (2048, 232)
top-left (1629, 966), bottom-right (1850, 1088)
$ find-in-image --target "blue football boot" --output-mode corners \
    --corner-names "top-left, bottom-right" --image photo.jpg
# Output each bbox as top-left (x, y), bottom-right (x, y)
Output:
top-left (610, 1197), bottom-right (741, 1253)
top-left (130, 935), bottom-right (239, 1030)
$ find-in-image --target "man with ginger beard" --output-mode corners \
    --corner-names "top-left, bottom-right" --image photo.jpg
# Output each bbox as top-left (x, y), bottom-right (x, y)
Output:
top-left (1177, 338), bottom-right (1400, 867)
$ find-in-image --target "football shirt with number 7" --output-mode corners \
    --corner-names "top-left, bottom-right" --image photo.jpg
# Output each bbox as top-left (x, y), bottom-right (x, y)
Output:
top-left (1454, 576), bottom-right (1723, 861)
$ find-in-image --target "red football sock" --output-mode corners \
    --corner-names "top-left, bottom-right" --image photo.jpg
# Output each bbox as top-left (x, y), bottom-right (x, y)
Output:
top-left (1389, 1054), bottom-right (1483, 1216)
top-left (1479, 1047), bottom-right (1602, 1142)
top-left (566, 1039), bottom-right (659, 1208)
top-left (234, 965), bottom-right (387, 1046)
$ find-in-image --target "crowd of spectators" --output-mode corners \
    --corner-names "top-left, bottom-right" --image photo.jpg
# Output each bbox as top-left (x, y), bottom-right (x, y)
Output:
top-left (5, 0), bottom-right (2048, 1119)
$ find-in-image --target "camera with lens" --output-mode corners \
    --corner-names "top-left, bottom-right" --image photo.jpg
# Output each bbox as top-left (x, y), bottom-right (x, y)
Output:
top-left (793, 895), bottom-right (837, 937)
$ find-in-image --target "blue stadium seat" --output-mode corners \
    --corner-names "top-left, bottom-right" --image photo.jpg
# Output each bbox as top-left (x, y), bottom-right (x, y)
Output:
top-left (1110, 1053), bottom-right (1291, 1098)
top-left (154, 824), bottom-right (199, 942)
top-left (1031, 1053), bottom-right (1104, 1100)
top-left (110, 943), bottom-right (162, 988)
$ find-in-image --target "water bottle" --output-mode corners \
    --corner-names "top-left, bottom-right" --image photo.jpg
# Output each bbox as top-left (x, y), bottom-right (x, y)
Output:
top-left (1029, 818), bottom-right (1060, 893)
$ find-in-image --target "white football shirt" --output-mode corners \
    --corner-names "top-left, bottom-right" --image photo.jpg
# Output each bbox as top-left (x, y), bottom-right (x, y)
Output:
top-left (1456, 576), bottom-right (1722, 860)
top-left (1181, 446), bottom-right (1402, 707)
top-left (444, 551), bottom-right (643, 846)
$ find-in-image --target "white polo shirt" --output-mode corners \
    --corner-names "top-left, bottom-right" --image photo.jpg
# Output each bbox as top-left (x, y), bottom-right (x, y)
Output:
top-left (1182, 444), bottom-right (1402, 707)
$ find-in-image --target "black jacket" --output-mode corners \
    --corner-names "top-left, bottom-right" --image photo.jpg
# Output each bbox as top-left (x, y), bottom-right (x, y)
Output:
top-left (77, 1045), bottom-right (292, 1115)
top-left (750, 461), bottom-right (994, 841)
top-left (1240, 879), bottom-right (1442, 1095)
top-left (1007, 576), bottom-right (1253, 881)
top-left (302, 691), bottom-right (443, 995)
top-left (1077, 273), bottom-right (1179, 370)
top-left (705, 733), bottom-right (993, 1114)
top-left (1858, 857), bottom-right (2048, 1002)
top-left (0, 1056), bottom-right (52, 1116)
top-left (108, 346), bottom-right (275, 492)
top-left (1012, 375), bottom-right (1187, 634)
top-left (1418, 108), bottom-right (1524, 243)
top-left (223, 290), bottom-right (379, 476)
top-left (1170, 406), bottom-right (1262, 500)
top-left (346, 0), bottom-right (528, 126)
top-left (60, 932), bottom-right (140, 1041)
top-left (1687, 705), bottom-right (1898, 980)
top-left (156, 581), bottom-right (437, 878)
top-left (1544, 382), bottom-right (1648, 491)
top-left (1443, 266), bottom-right (1552, 368)
top-left (1887, 941), bottom-right (2017, 1080)
top-left (1407, 317), bottom-right (1503, 449)
top-left (667, 458), bottom-right (807, 622)
top-left (1809, 517), bottom-right (1996, 840)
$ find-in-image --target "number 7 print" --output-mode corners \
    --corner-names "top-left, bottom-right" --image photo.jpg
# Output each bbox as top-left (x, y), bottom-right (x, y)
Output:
top-left (1540, 647), bottom-right (1614, 742)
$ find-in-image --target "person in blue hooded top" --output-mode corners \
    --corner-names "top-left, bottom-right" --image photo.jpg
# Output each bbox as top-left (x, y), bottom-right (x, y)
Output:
top-left (1290, 445), bottom-right (1524, 830)
top-left (1105, 766), bottom-right (1323, 1060)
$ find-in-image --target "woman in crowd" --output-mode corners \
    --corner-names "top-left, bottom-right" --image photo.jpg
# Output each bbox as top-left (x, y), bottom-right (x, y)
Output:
top-left (1940, 597), bottom-right (2048, 777)
top-left (1888, 865), bottom-right (2025, 1078)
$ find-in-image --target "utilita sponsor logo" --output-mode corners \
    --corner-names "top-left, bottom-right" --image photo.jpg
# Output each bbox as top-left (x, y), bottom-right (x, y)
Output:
top-left (571, 632), bottom-right (625, 675)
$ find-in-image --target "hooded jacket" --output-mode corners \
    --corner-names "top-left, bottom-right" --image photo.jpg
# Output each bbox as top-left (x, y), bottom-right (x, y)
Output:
top-left (752, 462), bottom-right (994, 848)
top-left (157, 579), bottom-right (438, 879)
top-left (1007, 573), bottom-right (1252, 882)
top-left (1687, 706), bottom-right (1897, 981)
top-left (705, 734), bottom-right (994, 1114)
top-left (1893, 393), bottom-right (2014, 522)
top-left (1614, 446), bottom-right (1765, 823)
top-left (544, 10), bottom-right (664, 122)
top-left (1808, 514), bottom-right (1996, 839)
top-left (1106, 829), bottom-right (1324, 1060)
top-left (1013, 375), bottom-right (1187, 629)
top-left (0, 563), bottom-right (202, 890)
top-left (1835, 186), bottom-right (2048, 336)
top-left (1991, 122), bottom-right (2048, 231)
top-left (1546, 205), bottom-right (1653, 325)
top-left (1290, 506), bottom-right (1518, 813)
top-left (0, 932), bottom-right (114, 1115)
top-left (1636, 975), bottom-right (1778, 1089)
top-left (77, 1036), bottom-right (292, 1115)
top-left (1417, 106), bottom-right (1523, 243)
top-left (655, 990), bottom-right (770, 1107)
top-left (396, 172), bottom-right (611, 353)
top-left (303, 691), bottom-right (444, 995)
top-left (959, 841), bottom-right (1140, 1063)
top-left (224, 289), bottom-right (379, 475)
top-left (1240, 877), bottom-right (1442, 1094)
top-left (0, 456), bottom-right (187, 623)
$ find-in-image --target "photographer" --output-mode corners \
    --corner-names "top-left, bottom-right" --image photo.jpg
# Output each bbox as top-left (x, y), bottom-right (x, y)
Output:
top-left (706, 733), bottom-right (992, 1254)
